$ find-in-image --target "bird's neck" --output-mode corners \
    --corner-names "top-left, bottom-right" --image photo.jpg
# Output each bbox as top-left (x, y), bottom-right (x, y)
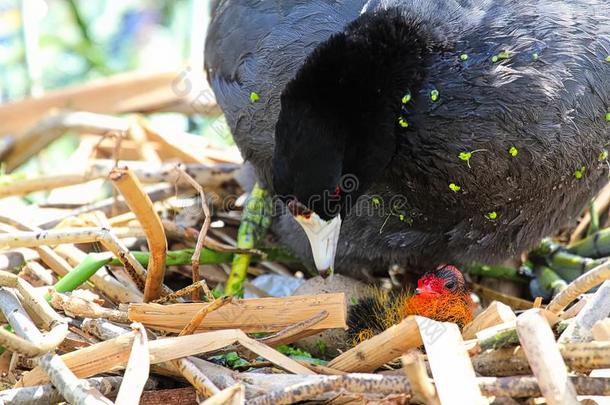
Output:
top-left (274, 9), bottom-right (432, 208)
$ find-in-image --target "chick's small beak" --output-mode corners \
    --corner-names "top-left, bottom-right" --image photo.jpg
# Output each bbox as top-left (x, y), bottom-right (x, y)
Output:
top-left (293, 212), bottom-right (342, 278)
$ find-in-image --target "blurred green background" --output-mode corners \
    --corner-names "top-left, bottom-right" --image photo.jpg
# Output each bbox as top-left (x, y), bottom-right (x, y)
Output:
top-left (1, 0), bottom-right (201, 99)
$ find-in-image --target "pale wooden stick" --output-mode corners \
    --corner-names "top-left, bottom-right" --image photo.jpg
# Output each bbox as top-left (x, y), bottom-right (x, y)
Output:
top-left (547, 259), bottom-right (610, 314)
top-left (558, 280), bottom-right (610, 343)
top-left (328, 316), bottom-right (422, 372)
top-left (559, 295), bottom-right (590, 320)
top-left (401, 350), bottom-right (439, 405)
top-left (416, 317), bottom-right (486, 405)
top-left (115, 323), bottom-right (150, 405)
top-left (516, 309), bottom-right (579, 405)
top-left (462, 301), bottom-right (516, 340)
top-left (110, 166), bottom-right (167, 302)
top-left (174, 164), bottom-right (212, 301)
top-left (81, 318), bottom-right (229, 397)
top-left (128, 293), bottom-right (346, 334)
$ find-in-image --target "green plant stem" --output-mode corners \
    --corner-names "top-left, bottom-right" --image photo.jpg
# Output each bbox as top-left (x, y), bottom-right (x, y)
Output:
top-left (44, 253), bottom-right (112, 300)
top-left (110, 248), bottom-right (233, 267)
top-left (534, 265), bottom-right (568, 297)
top-left (588, 200), bottom-right (600, 236)
top-left (465, 263), bottom-right (528, 283)
top-left (532, 239), bottom-right (604, 281)
top-left (568, 228), bottom-right (610, 258)
top-left (226, 183), bottom-right (272, 297)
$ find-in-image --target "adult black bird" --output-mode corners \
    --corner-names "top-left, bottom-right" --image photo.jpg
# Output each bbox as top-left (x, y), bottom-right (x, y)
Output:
top-left (205, 0), bottom-right (610, 277)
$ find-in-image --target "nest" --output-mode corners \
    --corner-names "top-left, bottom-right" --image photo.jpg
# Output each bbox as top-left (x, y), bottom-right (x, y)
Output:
top-left (0, 69), bottom-right (610, 404)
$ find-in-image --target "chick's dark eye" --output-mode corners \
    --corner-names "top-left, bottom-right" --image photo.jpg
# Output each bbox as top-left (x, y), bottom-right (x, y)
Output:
top-left (445, 281), bottom-right (456, 290)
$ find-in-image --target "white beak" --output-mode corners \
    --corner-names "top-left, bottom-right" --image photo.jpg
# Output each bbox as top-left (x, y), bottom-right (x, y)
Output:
top-left (293, 212), bottom-right (342, 277)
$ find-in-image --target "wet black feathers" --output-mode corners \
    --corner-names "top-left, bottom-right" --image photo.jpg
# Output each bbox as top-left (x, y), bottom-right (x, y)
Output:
top-left (206, 0), bottom-right (610, 273)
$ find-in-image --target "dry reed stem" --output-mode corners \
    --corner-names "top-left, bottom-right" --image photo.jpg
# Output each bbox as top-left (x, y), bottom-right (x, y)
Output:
top-left (110, 166), bottom-right (167, 302)
top-left (128, 293), bottom-right (346, 334)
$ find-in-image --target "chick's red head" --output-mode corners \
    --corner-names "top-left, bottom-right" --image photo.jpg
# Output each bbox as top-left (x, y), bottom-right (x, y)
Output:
top-left (415, 264), bottom-right (466, 297)
top-left (404, 264), bottom-right (474, 328)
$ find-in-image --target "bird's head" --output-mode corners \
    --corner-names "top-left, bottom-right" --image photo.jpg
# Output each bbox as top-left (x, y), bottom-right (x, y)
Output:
top-left (272, 9), bottom-right (428, 276)
top-left (415, 264), bottom-right (467, 297)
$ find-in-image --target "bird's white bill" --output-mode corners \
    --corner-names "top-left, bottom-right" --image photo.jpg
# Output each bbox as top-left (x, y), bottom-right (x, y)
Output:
top-left (293, 212), bottom-right (342, 276)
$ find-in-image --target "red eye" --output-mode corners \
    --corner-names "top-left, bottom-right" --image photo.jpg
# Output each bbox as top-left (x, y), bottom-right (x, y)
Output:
top-left (333, 184), bottom-right (341, 197)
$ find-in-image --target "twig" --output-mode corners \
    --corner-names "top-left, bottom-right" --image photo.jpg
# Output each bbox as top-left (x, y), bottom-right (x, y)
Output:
top-left (474, 340), bottom-right (610, 376)
top-left (38, 183), bottom-right (174, 229)
top-left (174, 164), bottom-right (212, 301)
top-left (0, 273), bottom-right (68, 356)
top-left (259, 310), bottom-right (329, 347)
top-left (110, 166), bottom-right (167, 302)
top-left (0, 216), bottom-right (142, 303)
top-left (152, 280), bottom-right (211, 304)
top-left (248, 374), bottom-right (411, 405)
top-left (516, 309), bottom-right (579, 405)
top-left (179, 296), bottom-right (232, 336)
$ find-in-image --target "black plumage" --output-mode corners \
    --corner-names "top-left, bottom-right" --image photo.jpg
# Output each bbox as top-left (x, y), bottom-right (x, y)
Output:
top-left (205, 0), bottom-right (610, 273)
